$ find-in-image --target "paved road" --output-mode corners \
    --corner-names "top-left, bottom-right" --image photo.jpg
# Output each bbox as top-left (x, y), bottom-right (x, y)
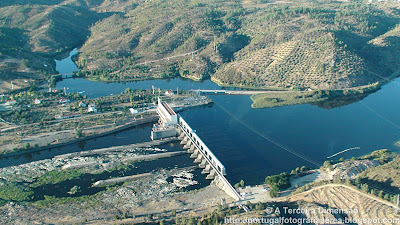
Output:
top-left (193, 89), bottom-right (305, 95)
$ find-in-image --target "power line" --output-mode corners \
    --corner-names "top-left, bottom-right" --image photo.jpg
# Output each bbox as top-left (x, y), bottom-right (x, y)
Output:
top-left (357, 97), bottom-right (400, 130)
top-left (212, 99), bottom-right (322, 167)
top-left (212, 96), bottom-right (400, 203)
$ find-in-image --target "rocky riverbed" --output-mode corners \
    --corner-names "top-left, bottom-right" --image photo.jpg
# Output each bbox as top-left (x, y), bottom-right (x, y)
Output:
top-left (0, 144), bottom-right (178, 183)
top-left (0, 142), bottom-right (230, 224)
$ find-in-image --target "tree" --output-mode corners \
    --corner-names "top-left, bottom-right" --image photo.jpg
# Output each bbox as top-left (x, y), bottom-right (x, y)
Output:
top-left (240, 179), bottom-right (245, 187)
top-left (378, 190), bottom-right (383, 199)
top-left (75, 129), bottom-right (83, 138)
top-left (188, 216), bottom-right (195, 225)
top-left (333, 175), bottom-right (341, 183)
top-left (24, 142), bottom-right (30, 149)
top-left (322, 160), bottom-right (332, 170)
top-left (270, 189), bottom-right (278, 198)
top-left (384, 193), bottom-right (390, 201)
top-left (361, 183), bottom-right (369, 193)
top-left (255, 203), bottom-right (264, 210)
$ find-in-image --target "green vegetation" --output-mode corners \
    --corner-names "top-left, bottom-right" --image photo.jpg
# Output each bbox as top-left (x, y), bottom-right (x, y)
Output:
top-left (74, 128), bottom-right (83, 139)
top-left (251, 90), bottom-right (328, 108)
top-left (290, 166), bottom-right (309, 175)
top-left (0, 183), bottom-right (33, 202)
top-left (30, 168), bottom-right (86, 188)
top-left (251, 84), bottom-right (380, 108)
top-left (322, 160), bottom-right (333, 171)
top-left (356, 155), bottom-right (400, 194)
top-left (265, 172), bottom-right (291, 197)
top-left (0, 161), bottom-right (136, 207)
top-left (359, 149), bottom-right (393, 162)
top-left (234, 179), bottom-right (245, 189)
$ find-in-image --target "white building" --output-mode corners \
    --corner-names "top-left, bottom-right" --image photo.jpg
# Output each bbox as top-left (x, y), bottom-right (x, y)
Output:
top-left (164, 90), bottom-right (174, 96)
top-left (87, 103), bottom-right (98, 113)
top-left (156, 98), bottom-right (177, 127)
top-left (129, 108), bottom-right (138, 115)
top-left (34, 99), bottom-right (42, 104)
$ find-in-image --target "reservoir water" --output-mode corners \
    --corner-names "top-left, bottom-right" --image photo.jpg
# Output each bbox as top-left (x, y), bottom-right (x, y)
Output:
top-left (55, 48), bottom-right (78, 75)
top-left (3, 49), bottom-right (400, 185)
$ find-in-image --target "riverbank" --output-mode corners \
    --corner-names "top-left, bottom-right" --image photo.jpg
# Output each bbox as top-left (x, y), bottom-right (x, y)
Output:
top-left (0, 81), bottom-right (213, 156)
top-left (0, 114), bottom-right (159, 159)
top-left (250, 82), bottom-right (380, 108)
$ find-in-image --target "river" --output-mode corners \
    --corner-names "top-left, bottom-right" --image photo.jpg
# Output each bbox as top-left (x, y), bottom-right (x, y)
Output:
top-left (55, 48), bottom-right (79, 75)
top-left (4, 49), bottom-right (400, 185)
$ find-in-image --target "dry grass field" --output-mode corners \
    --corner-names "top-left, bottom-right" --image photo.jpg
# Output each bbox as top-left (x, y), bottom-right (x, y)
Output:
top-left (287, 184), bottom-right (400, 225)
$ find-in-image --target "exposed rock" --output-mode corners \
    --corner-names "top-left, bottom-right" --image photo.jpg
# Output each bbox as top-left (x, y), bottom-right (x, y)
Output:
top-left (173, 177), bottom-right (198, 188)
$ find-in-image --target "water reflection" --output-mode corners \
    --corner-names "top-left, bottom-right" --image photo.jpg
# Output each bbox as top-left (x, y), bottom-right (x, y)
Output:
top-left (312, 92), bottom-right (371, 109)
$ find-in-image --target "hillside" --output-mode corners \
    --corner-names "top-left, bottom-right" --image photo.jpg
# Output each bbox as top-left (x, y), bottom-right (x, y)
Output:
top-left (357, 156), bottom-right (400, 195)
top-left (288, 184), bottom-right (399, 225)
top-left (75, 0), bottom-right (246, 81)
top-left (75, 0), bottom-right (400, 90)
top-left (0, 0), bottom-right (106, 92)
top-left (213, 1), bottom-right (400, 90)
top-left (2, 0), bottom-right (400, 93)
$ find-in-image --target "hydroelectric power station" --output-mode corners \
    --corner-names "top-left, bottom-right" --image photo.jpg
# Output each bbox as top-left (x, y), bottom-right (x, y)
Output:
top-left (151, 98), bottom-right (241, 201)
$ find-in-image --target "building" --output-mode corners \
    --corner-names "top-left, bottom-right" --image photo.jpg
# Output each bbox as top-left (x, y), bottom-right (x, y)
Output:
top-left (129, 108), bottom-right (138, 115)
top-left (151, 98), bottom-right (179, 140)
top-left (78, 101), bottom-right (87, 107)
top-left (59, 98), bottom-right (70, 104)
top-left (87, 103), bottom-right (98, 113)
top-left (5, 100), bottom-right (17, 105)
top-left (164, 90), bottom-right (175, 96)
top-left (156, 98), bottom-right (177, 127)
top-left (34, 99), bottom-right (42, 104)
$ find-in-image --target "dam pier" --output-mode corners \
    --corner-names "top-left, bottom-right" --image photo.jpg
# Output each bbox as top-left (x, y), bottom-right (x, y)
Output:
top-left (151, 98), bottom-right (241, 201)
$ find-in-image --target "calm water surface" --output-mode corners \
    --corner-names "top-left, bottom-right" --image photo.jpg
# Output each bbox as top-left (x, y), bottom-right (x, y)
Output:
top-left (55, 48), bottom-right (78, 75)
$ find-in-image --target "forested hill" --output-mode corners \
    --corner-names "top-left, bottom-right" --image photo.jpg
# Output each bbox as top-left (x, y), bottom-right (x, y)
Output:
top-left (2, 0), bottom-right (400, 92)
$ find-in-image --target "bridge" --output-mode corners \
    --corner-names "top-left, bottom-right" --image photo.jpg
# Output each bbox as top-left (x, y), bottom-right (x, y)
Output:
top-left (191, 89), bottom-right (292, 95)
top-left (151, 98), bottom-right (242, 201)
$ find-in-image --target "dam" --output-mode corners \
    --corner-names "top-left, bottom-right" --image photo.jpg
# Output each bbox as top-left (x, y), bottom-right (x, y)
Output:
top-left (151, 98), bottom-right (241, 201)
